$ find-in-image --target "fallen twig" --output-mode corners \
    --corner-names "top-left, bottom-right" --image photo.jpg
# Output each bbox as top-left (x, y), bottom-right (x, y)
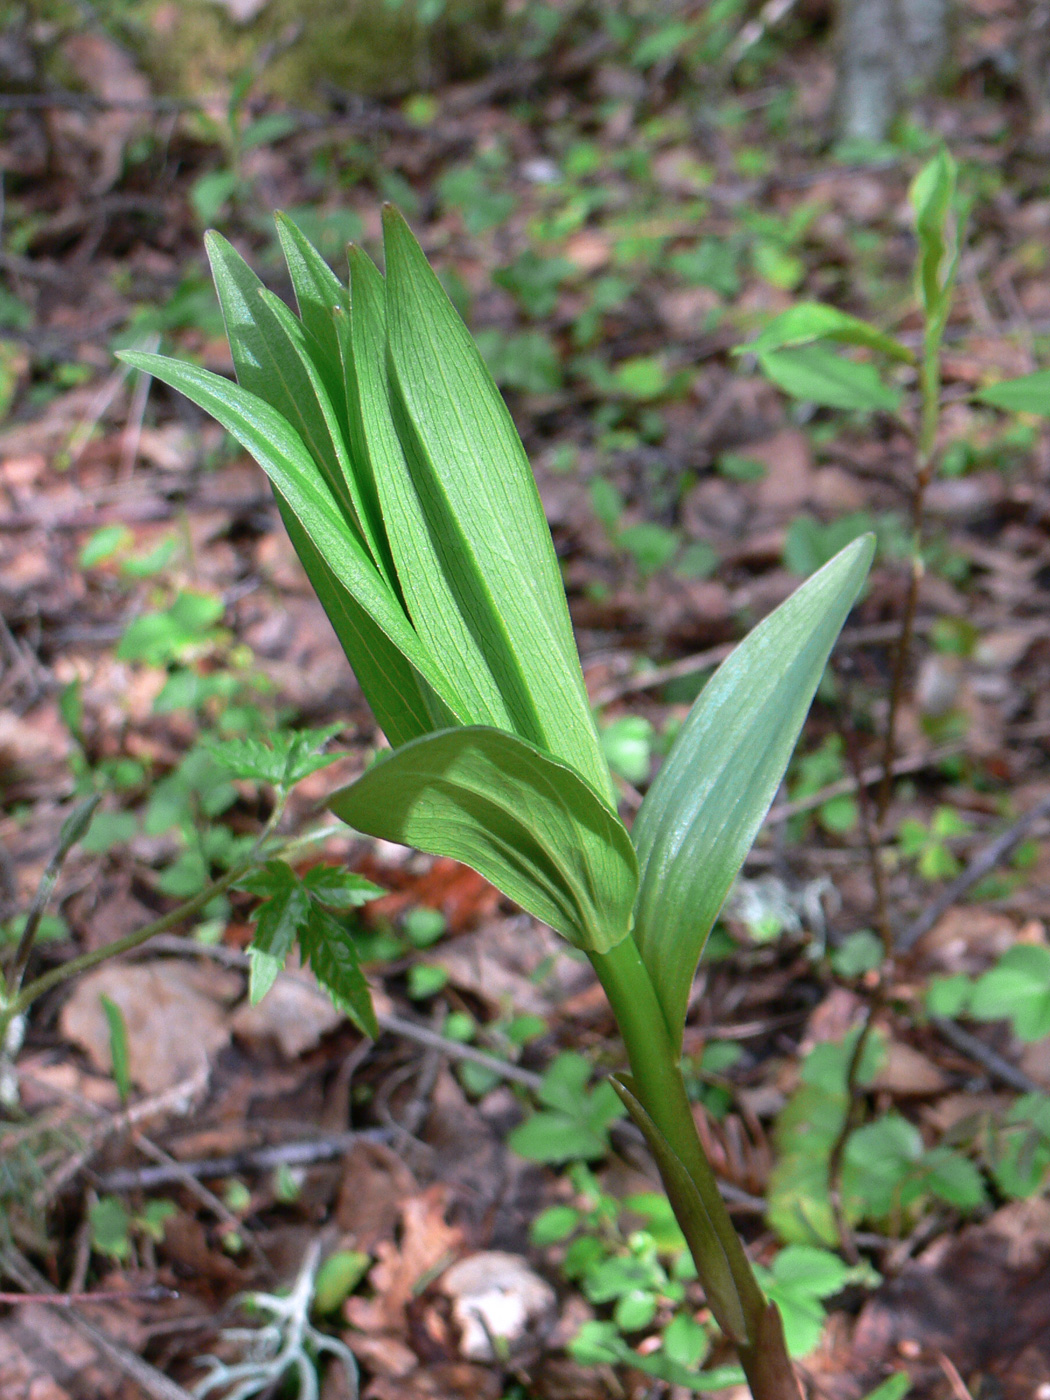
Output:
top-left (930, 1016), bottom-right (1039, 1094)
top-left (897, 791), bottom-right (1050, 952)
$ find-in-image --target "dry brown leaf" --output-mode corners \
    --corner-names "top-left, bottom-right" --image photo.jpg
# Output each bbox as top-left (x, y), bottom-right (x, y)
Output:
top-left (915, 907), bottom-right (1018, 973)
top-left (0, 1303), bottom-right (132, 1400)
top-left (335, 1141), bottom-right (419, 1251)
top-left (60, 960), bottom-right (240, 1094)
top-left (870, 1039), bottom-right (950, 1096)
top-left (230, 966), bottom-right (343, 1058)
top-left (345, 1186), bottom-right (462, 1336)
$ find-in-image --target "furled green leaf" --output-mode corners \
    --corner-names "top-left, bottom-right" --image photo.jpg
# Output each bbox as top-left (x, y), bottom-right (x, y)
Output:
top-left (631, 536), bottom-right (874, 1050)
top-left (910, 148), bottom-right (958, 336)
top-left (974, 369), bottom-right (1050, 415)
top-left (381, 207), bottom-right (613, 803)
top-left (273, 210), bottom-right (350, 422)
top-left (344, 244), bottom-right (519, 735)
top-left (757, 346), bottom-right (901, 413)
top-left (115, 353), bottom-right (467, 733)
top-left (743, 303), bottom-right (913, 364)
top-left (297, 901), bottom-right (378, 1037)
top-left (205, 231), bottom-right (389, 571)
top-left (328, 726), bottom-right (637, 952)
top-left (275, 501), bottom-right (450, 745)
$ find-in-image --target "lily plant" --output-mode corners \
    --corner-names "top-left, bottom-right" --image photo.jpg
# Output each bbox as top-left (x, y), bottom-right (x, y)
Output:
top-left (121, 208), bottom-right (872, 1400)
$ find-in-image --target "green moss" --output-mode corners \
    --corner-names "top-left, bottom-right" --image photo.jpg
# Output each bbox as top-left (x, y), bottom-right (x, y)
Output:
top-left (131, 0), bottom-right (505, 105)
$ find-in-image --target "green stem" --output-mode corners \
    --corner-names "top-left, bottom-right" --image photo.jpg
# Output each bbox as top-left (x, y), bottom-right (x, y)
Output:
top-left (590, 936), bottom-right (800, 1400)
top-left (0, 802), bottom-right (338, 1045)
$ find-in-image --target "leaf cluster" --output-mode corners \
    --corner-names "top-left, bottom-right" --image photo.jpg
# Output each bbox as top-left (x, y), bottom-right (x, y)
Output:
top-left (237, 859), bottom-right (384, 1032)
top-left (124, 210), bottom-right (873, 1060)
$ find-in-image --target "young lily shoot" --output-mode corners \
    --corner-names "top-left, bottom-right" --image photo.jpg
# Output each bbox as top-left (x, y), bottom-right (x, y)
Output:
top-left (120, 208), bottom-right (873, 1400)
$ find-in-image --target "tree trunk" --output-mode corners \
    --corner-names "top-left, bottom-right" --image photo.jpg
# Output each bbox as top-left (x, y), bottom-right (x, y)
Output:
top-left (835, 0), bottom-right (951, 144)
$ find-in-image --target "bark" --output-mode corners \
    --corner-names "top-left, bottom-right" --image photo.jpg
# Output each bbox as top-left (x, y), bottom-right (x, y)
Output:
top-left (835, 0), bottom-right (952, 144)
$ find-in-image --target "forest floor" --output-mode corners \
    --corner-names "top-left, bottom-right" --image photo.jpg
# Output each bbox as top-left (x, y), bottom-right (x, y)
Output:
top-left (3, 3), bottom-right (1050, 1399)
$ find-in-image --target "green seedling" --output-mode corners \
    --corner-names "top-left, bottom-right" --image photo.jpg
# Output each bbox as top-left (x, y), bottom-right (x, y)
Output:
top-left (120, 206), bottom-right (874, 1400)
top-left (897, 805), bottom-right (972, 881)
top-left (932, 944), bottom-right (1050, 1043)
top-left (509, 1053), bottom-right (627, 1164)
top-left (89, 1194), bottom-right (176, 1262)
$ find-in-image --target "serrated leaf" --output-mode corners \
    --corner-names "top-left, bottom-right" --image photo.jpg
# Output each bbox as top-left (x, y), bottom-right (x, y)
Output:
top-left (974, 369), bottom-right (1050, 415)
top-left (205, 727), bottom-right (341, 787)
top-left (742, 303), bottom-right (913, 364)
top-left (298, 901), bottom-right (377, 1037)
top-left (240, 859), bottom-right (311, 1002)
top-left (381, 207), bottom-right (613, 803)
top-left (115, 353), bottom-right (467, 733)
top-left (328, 726), bottom-right (637, 953)
top-left (757, 346), bottom-right (901, 412)
top-left (301, 864), bottom-right (386, 909)
top-left (632, 537), bottom-right (873, 1050)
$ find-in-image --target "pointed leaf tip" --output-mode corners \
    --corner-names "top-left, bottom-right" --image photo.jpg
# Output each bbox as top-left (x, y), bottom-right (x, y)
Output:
top-left (631, 535), bottom-right (873, 1049)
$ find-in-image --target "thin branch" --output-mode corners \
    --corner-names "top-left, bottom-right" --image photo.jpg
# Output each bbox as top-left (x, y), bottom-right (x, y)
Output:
top-left (931, 1017), bottom-right (1039, 1094)
top-left (588, 620), bottom-right (931, 708)
top-left (766, 740), bottom-right (964, 825)
top-left (0, 1248), bottom-right (196, 1400)
top-left (5, 795), bottom-right (100, 998)
top-left (94, 1128), bottom-right (394, 1194)
top-left (897, 792), bottom-right (1050, 952)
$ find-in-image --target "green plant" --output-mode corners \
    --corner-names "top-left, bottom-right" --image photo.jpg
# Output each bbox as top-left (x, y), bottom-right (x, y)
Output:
top-left (119, 207), bottom-right (873, 1400)
top-left (89, 1194), bottom-right (177, 1263)
top-left (767, 1031), bottom-right (986, 1246)
top-left (508, 1053), bottom-right (627, 1164)
top-left (929, 944), bottom-right (1050, 1043)
top-left (897, 806), bottom-right (972, 881)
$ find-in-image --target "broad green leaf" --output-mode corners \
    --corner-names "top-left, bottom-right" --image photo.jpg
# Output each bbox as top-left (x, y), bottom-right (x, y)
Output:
top-left (743, 303), bottom-right (913, 364)
top-left (328, 726), bottom-right (637, 952)
top-left (298, 901), bottom-right (378, 1037)
top-left (910, 148), bottom-right (958, 335)
top-left (276, 500), bottom-right (450, 745)
top-left (205, 232), bottom-right (390, 573)
top-left (757, 346), bottom-right (901, 413)
top-left (116, 353), bottom-right (467, 732)
top-left (970, 944), bottom-right (1050, 1041)
top-left (974, 369), bottom-right (1050, 415)
top-left (345, 245), bottom-right (519, 735)
top-left (632, 536), bottom-right (874, 1050)
top-left (381, 208), bottom-right (614, 804)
